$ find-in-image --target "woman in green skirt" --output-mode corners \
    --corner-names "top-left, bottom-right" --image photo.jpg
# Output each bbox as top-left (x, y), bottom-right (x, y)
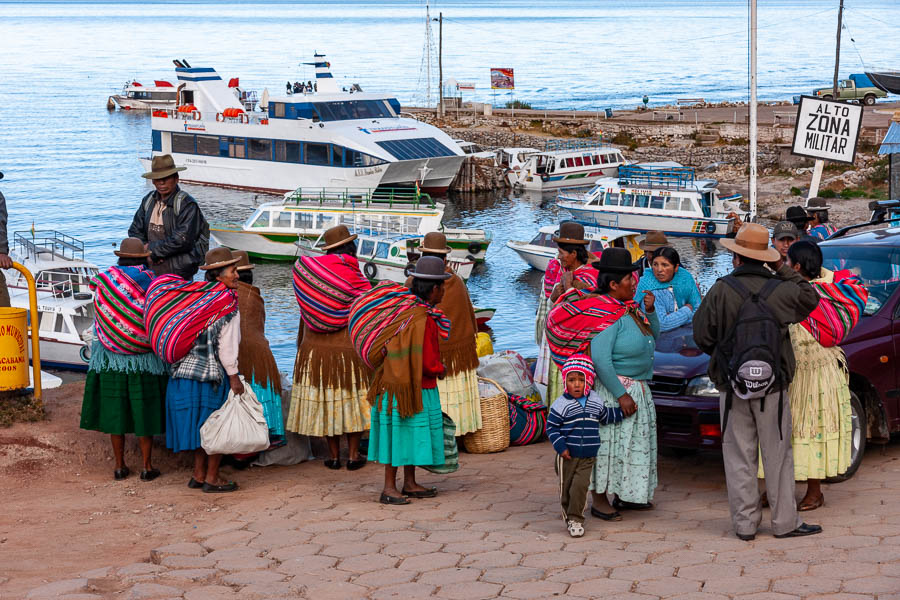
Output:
top-left (80, 238), bottom-right (168, 481)
top-left (369, 257), bottom-right (450, 505)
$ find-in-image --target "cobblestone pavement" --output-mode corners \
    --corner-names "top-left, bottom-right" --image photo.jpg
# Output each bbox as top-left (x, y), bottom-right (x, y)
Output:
top-left (21, 441), bottom-right (900, 600)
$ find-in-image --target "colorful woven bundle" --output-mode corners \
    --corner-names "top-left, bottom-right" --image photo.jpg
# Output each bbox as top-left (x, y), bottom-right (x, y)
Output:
top-left (545, 294), bottom-right (648, 368)
top-left (507, 393), bottom-right (547, 446)
top-left (292, 254), bottom-right (371, 333)
top-left (802, 268), bottom-right (868, 348)
top-left (543, 259), bottom-right (562, 298)
top-left (145, 274), bottom-right (238, 364)
top-left (91, 265), bottom-right (155, 355)
top-left (348, 281), bottom-right (450, 370)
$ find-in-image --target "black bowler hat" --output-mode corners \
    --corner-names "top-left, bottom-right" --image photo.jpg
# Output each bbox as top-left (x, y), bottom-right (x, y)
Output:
top-left (785, 206), bottom-right (812, 224)
top-left (592, 248), bottom-right (640, 274)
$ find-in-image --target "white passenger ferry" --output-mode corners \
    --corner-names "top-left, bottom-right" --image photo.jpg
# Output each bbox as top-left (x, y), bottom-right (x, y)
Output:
top-left (210, 188), bottom-right (491, 263)
top-left (8, 232), bottom-right (98, 370)
top-left (140, 55), bottom-right (466, 194)
top-left (557, 164), bottom-right (745, 237)
top-left (108, 80), bottom-right (177, 110)
top-left (506, 225), bottom-right (643, 271)
top-left (507, 140), bottom-right (627, 191)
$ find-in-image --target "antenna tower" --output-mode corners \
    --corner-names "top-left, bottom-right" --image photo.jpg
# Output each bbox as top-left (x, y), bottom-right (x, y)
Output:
top-left (416, 0), bottom-right (438, 107)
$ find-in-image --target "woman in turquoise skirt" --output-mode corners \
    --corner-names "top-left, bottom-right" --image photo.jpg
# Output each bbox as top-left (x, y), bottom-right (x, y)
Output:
top-left (586, 249), bottom-right (661, 521)
top-left (369, 257), bottom-right (450, 505)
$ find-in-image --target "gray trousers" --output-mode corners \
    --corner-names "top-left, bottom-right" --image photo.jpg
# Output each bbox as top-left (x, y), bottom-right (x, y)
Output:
top-left (720, 391), bottom-right (802, 536)
top-left (557, 454), bottom-right (595, 524)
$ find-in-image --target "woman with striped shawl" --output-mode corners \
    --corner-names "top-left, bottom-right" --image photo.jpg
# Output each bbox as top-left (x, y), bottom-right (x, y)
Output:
top-left (759, 241), bottom-right (868, 511)
top-left (81, 238), bottom-right (168, 482)
top-left (286, 225), bottom-right (372, 470)
top-left (146, 248), bottom-right (242, 493)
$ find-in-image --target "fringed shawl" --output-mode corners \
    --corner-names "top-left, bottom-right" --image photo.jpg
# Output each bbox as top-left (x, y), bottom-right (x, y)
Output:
top-left (546, 293), bottom-right (650, 368)
top-left (435, 272), bottom-right (480, 376)
top-left (789, 322), bottom-right (850, 439)
top-left (294, 324), bottom-right (371, 391)
top-left (145, 274), bottom-right (238, 364)
top-left (801, 268), bottom-right (868, 348)
top-left (91, 265), bottom-right (155, 355)
top-left (235, 281), bottom-right (281, 393)
top-left (293, 254), bottom-right (371, 333)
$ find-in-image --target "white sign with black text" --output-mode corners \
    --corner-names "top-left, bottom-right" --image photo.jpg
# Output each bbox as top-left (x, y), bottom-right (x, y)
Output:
top-left (791, 95), bottom-right (863, 164)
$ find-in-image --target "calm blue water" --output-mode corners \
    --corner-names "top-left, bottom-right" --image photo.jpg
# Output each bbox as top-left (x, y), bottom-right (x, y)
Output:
top-left (0, 0), bottom-right (895, 371)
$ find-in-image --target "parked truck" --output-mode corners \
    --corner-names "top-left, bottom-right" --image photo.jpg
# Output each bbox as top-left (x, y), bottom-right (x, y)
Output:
top-left (813, 73), bottom-right (887, 105)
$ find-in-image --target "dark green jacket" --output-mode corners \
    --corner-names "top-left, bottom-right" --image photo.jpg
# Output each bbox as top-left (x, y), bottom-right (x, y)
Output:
top-left (692, 263), bottom-right (819, 389)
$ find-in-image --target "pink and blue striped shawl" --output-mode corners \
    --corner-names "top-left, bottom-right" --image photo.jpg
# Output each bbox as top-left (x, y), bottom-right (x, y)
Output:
top-left (91, 265), bottom-right (155, 355)
top-left (293, 254), bottom-right (371, 333)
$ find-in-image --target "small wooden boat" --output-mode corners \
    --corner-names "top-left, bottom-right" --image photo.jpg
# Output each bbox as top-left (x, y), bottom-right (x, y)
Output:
top-left (474, 307), bottom-right (496, 326)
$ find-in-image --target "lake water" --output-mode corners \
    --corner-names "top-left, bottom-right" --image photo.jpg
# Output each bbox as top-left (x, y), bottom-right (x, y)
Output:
top-left (0, 0), bottom-right (895, 371)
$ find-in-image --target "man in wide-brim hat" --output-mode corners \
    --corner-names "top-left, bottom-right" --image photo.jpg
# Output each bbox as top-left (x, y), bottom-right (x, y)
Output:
top-left (0, 170), bottom-right (12, 307)
top-left (129, 154), bottom-right (208, 280)
top-left (693, 223), bottom-right (821, 542)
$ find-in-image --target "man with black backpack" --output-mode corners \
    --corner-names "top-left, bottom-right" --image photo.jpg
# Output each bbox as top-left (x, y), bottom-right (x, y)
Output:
top-left (129, 155), bottom-right (209, 280)
top-left (693, 223), bottom-right (820, 541)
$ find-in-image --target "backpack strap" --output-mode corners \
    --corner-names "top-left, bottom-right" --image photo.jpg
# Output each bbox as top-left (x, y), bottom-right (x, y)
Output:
top-left (141, 190), bottom-right (156, 213)
top-left (722, 388), bottom-right (732, 436)
top-left (173, 190), bottom-right (188, 216)
top-left (720, 275), bottom-right (751, 299)
top-left (757, 277), bottom-right (783, 301)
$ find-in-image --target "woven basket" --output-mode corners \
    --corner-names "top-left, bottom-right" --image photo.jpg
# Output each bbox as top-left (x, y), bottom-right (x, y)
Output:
top-left (462, 377), bottom-right (510, 454)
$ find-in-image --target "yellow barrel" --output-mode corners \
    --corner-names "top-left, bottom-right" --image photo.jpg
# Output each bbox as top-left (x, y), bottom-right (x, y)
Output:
top-left (0, 307), bottom-right (30, 391)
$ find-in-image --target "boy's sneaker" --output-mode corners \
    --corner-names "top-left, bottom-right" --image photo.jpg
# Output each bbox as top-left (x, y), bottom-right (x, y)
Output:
top-left (567, 520), bottom-right (585, 537)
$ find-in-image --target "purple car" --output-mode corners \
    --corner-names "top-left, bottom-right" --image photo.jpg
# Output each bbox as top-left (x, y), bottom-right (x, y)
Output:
top-left (652, 203), bottom-right (900, 480)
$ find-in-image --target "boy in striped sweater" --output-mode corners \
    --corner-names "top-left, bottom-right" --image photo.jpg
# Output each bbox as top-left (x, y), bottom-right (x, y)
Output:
top-left (547, 354), bottom-right (628, 537)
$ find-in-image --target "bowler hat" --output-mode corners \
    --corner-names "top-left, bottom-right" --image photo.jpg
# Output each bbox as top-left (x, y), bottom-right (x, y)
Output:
top-left (720, 223), bottom-right (780, 262)
top-left (592, 247), bottom-right (640, 274)
top-left (411, 256), bottom-right (452, 280)
top-left (806, 197), bottom-right (831, 211)
top-left (552, 221), bottom-right (589, 246)
top-left (233, 250), bottom-right (254, 271)
top-left (638, 230), bottom-right (670, 252)
top-left (114, 237), bottom-right (151, 258)
top-left (142, 154), bottom-right (187, 180)
top-left (320, 225), bottom-right (358, 251)
top-left (772, 221), bottom-right (799, 241)
top-left (420, 231), bottom-right (452, 255)
top-left (785, 206), bottom-right (812, 223)
top-left (199, 247), bottom-right (240, 270)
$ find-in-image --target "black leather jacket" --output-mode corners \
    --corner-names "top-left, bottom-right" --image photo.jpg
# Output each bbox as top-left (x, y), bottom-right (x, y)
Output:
top-left (128, 186), bottom-right (208, 279)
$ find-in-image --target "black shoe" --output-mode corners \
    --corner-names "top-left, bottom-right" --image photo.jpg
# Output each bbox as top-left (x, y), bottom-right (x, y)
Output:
top-left (736, 532), bottom-right (756, 541)
top-left (324, 459), bottom-right (342, 470)
top-left (379, 493), bottom-right (410, 505)
top-left (590, 507), bottom-right (622, 521)
top-left (402, 487), bottom-right (437, 499)
top-left (187, 477), bottom-right (204, 489)
top-left (774, 523), bottom-right (822, 538)
top-left (346, 459), bottom-right (367, 471)
top-left (114, 467), bottom-right (130, 481)
top-left (140, 468), bottom-right (161, 482)
top-left (202, 481), bottom-right (239, 493)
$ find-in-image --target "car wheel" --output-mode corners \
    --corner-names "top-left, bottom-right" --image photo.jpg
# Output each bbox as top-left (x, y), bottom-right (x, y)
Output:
top-left (825, 391), bottom-right (866, 483)
top-left (864, 94), bottom-right (876, 106)
top-left (822, 94), bottom-right (833, 100)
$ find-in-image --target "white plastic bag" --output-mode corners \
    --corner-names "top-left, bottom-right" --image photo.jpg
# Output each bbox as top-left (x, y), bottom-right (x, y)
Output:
top-left (200, 377), bottom-right (270, 455)
top-left (476, 350), bottom-right (537, 398)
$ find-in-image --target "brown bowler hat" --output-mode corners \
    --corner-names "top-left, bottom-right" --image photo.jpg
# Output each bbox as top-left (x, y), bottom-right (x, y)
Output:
top-left (320, 225), bottom-right (358, 251)
top-left (421, 231), bottom-right (452, 255)
top-left (114, 237), bottom-right (151, 258)
top-left (552, 221), bottom-right (588, 246)
top-left (638, 230), bottom-right (670, 252)
top-left (806, 197), bottom-right (831, 211)
top-left (199, 247), bottom-right (240, 270)
top-left (720, 223), bottom-right (780, 263)
top-left (142, 154), bottom-right (187, 180)
top-left (233, 250), bottom-right (254, 271)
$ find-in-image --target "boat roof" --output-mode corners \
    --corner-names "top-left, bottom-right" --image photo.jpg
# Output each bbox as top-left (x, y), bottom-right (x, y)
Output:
top-left (530, 147), bottom-right (621, 158)
top-left (536, 224), bottom-right (639, 240)
top-left (260, 199), bottom-right (445, 212)
top-left (500, 147), bottom-right (540, 153)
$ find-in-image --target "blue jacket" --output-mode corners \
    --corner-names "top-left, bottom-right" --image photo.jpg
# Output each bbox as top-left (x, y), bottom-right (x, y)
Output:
top-left (546, 390), bottom-right (624, 458)
top-left (636, 267), bottom-right (702, 332)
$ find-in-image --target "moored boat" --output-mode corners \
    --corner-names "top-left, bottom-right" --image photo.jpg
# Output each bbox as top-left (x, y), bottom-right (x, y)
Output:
top-left (108, 80), bottom-right (177, 111)
top-left (557, 164), bottom-right (745, 238)
top-left (506, 225), bottom-right (642, 271)
top-left (865, 71), bottom-right (900, 95)
top-left (507, 140), bottom-right (627, 191)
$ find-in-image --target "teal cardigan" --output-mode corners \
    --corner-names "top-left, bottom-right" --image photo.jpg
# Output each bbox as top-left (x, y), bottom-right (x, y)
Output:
top-left (590, 310), bottom-right (660, 398)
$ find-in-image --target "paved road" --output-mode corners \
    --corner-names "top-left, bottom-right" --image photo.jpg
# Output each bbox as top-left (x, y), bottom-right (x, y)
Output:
top-left (22, 441), bottom-right (900, 599)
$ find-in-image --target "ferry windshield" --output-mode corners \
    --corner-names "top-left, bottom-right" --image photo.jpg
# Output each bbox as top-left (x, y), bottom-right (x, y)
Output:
top-left (313, 100), bottom-right (395, 121)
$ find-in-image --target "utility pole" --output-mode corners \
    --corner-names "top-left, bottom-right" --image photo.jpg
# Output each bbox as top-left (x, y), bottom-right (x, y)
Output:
top-left (749, 0), bottom-right (757, 221)
top-left (438, 12), bottom-right (443, 115)
top-left (832, 0), bottom-right (844, 99)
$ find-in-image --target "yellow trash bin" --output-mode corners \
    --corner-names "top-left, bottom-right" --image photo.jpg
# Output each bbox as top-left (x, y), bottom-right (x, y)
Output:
top-left (0, 307), bottom-right (30, 391)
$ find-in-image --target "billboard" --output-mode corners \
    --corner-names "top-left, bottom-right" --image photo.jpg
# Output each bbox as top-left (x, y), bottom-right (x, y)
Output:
top-left (490, 68), bottom-right (514, 90)
top-left (791, 95), bottom-right (863, 164)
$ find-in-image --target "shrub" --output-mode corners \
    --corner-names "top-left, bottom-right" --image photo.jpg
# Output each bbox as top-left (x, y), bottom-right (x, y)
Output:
top-left (819, 189), bottom-right (837, 198)
top-left (505, 100), bottom-right (532, 109)
top-left (790, 186), bottom-right (803, 196)
top-left (575, 128), bottom-right (593, 138)
top-left (611, 131), bottom-right (639, 150)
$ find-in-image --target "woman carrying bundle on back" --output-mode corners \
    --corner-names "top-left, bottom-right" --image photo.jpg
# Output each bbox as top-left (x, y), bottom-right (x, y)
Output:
top-left (286, 226), bottom-right (372, 470)
top-left (80, 238), bottom-right (168, 482)
top-left (349, 257), bottom-right (452, 505)
top-left (145, 248), bottom-right (243, 493)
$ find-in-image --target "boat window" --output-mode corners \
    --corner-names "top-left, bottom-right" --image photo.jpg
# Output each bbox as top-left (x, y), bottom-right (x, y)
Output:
top-left (339, 214), bottom-right (355, 226)
top-left (273, 103), bottom-right (286, 118)
top-left (406, 217), bottom-right (421, 231)
top-left (620, 193), bottom-right (635, 207)
top-left (332, 145), bottom-right (344, 167)
top-left (588, 194), bottom-right (602, 206)
top-left (636, 194), bottom-right (650, 208)
top-left (375, 242), bottom-right (390, 259)
top-left (311, 100), bottom-right (395, 122)
top-left (273, 212), bottom-right (293, 229)
top-left (664, 196), bottom-right (680, 211)
top-left (590, 155), bottom-right (600, 165)
top-left (250, 212), bottom-right (269, 228)
top-left (616, 153), bottom-right (625, 163)
top-left (680, 197), bottom-right (695, 212)
top-left (196, 135), bottom-right (219, 156)
top-left (316, 214), bottom-right (334, 228)
top-left (227, 137), bottom-right (246, 158)
top-left (55, 314), bottom-right (68, 333)
top-left (346, 149), bottom-right (386, 167)
top-left (605, 192), bottom-right (619, 206)
top-left (172, 133), bottom-right (195, 155)
top-left (275, 140), bottom-right (302, 163)
top-left (305, 143), bottom-right (330, 165)
top-left (295, 212), bottom-right (313, 229)
top-left (359, 239), bottom-right (376, 256)
top-left (530, 232), bottom-right (551, 246)
top-left (649, 195), bottom-right (665, 210)
top-left (574, 157), bottom-right (584, 167)
top-left (248, 138), bottom-right (271, 161)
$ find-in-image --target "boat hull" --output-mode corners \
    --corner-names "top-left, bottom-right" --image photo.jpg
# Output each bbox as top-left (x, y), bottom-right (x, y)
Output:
top-left (111, 96), bottom-right (176, 111)
top-left (560, 205), bottom-right (732, 238)
top-left (865, 71), bottom-right (900, 95)
top-left (379, 156), bottom-right (466, 194)
top-left (29, 337), bottom-right (89, 371)
top-left (505, 241), bottom-right (553, 272)
top-left (513, 164), bottom-right (620, 191)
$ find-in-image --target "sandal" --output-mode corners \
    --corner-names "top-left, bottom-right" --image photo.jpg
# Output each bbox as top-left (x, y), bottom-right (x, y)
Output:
top-left (798, 494), bottom-right (824, 511)
top-left (612, 498), bottom-right (654, 511)
top-left (187, 477), bottom-right (204, 489)
top-left (202, 481), bottom-right (238, 493)
top-left (324, 459), bottom-right (342, 470)
top-left (114, 467), bottom-right (130, 481)
top-left (590, 507), bottom-right (622, 521)
top-left (402, 487), bottom-right (437, 498)
top-left (379, 493), bottom-right (410, 505)
top-left (567, 520), bottom-right (585, 538)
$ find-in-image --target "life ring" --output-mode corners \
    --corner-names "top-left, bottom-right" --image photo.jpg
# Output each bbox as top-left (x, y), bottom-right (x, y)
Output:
top-left (79, 344), bottom-right (91, 364)
top-left (363, 262), bottom-right (378, 279)
top-left (191, 109), bottom-right (201, 121)
top-left (705, 222), bottom-right (716, 234)
top-left (403, 263), bottom-right (415, 278)
top-left (467, 242), bottom-right (483, 255)
top-left (215, 112), bottom-right (225, 122)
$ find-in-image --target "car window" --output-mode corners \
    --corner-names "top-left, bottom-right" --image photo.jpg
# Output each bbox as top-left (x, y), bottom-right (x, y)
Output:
top-left (821, 245), bottom-right (900, 316)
